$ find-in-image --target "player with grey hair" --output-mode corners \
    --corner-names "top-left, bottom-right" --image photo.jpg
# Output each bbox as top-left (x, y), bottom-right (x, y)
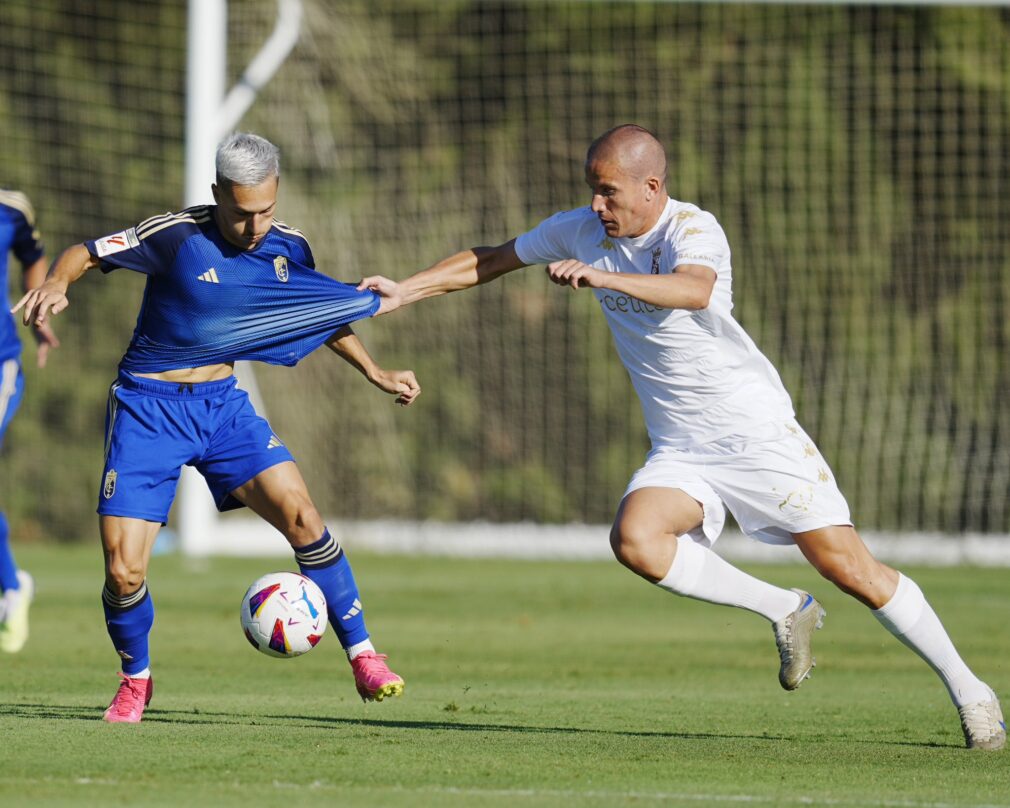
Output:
top-left (360, 123), bottom-right (1005, 750)
top-left (215, 131), bottom-right (281, 189)
top-left (15, 132), bottom-right (417, 723)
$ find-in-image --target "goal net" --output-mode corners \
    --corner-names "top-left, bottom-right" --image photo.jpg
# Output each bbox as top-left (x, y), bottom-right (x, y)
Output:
top-left (2, 2), bottom-right (1010, 558)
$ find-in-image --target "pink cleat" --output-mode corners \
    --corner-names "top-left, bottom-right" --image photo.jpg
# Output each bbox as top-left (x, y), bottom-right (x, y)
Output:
top-left (102, 673), bottom-right (154, 723)
top-left (350, 652), bottom-right (404, 703)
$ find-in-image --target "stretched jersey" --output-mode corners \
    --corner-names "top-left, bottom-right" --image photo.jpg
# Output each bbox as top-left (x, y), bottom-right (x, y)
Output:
top-left (85, 207), bottom-right (380, 372)
top-left (0, 190), bottom-right (45, 362)
top-left (514, 198), bottom-right (794, 449)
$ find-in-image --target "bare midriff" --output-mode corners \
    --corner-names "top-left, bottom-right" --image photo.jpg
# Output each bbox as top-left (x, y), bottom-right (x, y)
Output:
top-left (133, 362), bottom-right (235, 384)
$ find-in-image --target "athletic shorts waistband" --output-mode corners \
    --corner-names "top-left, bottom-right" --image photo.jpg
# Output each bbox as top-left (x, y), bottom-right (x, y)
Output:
top-left (115, 370), bottom-right (239, 399)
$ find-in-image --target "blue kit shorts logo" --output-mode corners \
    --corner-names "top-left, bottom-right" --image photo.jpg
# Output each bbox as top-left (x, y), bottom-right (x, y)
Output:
top-left (103, 469), bottom-right (118, 499)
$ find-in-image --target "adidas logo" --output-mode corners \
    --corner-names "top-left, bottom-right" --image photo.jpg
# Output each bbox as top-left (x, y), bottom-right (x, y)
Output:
top-left (266, 435), bottom-right (283, 449)
top-left (341, 598), bottom-right (362, 621)
top-left (197, 268), bottom-right (220, 284)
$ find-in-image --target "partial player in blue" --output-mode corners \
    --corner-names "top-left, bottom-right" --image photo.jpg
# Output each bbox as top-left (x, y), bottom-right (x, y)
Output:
top-left (13, 133), bottom-right (418, 722)
top-left (0, 189), bottom-right (59, 654)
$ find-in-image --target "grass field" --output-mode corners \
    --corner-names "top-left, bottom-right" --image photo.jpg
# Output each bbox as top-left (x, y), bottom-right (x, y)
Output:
top-left (1, 543), bottom-right (1007, 808)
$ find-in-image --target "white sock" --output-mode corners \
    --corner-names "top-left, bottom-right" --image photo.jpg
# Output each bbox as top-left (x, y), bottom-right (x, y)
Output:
top-left (656, 535), bottom-right (802, 622)
top-left (346, 639), bottom-right (375, 661)
top-left (129, 668), bottom-right (151, 680)
top-left (872, 573), bottom-right (989, 707)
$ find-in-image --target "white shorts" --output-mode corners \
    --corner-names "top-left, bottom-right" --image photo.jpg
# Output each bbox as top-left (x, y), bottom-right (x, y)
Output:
top-left (623, 419), bottom-right (853, 546)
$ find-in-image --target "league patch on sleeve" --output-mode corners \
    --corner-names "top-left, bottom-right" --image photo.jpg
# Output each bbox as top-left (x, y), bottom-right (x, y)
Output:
top-left (94, 228), bottom-right (140, 257)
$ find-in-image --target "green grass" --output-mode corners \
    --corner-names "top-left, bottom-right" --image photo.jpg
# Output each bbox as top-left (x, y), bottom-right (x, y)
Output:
top-left (1, 544), bottom-right (1008, 807)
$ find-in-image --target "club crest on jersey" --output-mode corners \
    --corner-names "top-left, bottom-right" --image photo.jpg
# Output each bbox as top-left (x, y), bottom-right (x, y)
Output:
top-left (274, 256), bottom-right (289, 283)
top-left (651, 246), bottom-right (662, 274)
top-left (103, 469), bottom-right (118, 499)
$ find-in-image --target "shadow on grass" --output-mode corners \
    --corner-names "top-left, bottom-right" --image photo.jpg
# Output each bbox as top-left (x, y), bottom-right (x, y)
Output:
top-left (0, 701), bottom-right (958, 748)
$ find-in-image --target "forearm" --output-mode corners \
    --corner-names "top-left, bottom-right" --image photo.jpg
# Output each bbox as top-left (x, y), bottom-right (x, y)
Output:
top-left (599, 267), bottom-right (714, 310)
top-left (325, 326), bottom-right (380, 381)
top-left (399, 242), bottom-right (524, 305)
top-left (46, 243), bottom-right (99, 291)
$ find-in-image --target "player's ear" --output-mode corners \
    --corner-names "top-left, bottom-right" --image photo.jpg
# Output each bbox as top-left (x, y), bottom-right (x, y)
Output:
top-left (211, 183), bottom-right (221, 204)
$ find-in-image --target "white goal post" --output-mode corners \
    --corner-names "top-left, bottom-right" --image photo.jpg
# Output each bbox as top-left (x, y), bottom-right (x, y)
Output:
top-left (177, 0), bottom-right (301, 557)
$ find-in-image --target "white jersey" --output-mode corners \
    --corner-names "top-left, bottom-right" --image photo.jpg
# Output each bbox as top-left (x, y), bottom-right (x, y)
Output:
top-left (514, 198), bottom-right (795, 449)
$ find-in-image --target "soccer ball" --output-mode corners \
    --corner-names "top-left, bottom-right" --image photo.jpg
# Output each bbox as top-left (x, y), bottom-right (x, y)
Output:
top-left (240, 572), bottom-right (328, 658)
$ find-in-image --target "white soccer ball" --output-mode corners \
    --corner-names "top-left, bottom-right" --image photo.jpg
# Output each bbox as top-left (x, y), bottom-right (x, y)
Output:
top-left (240, 572), bottom-right (328, 658)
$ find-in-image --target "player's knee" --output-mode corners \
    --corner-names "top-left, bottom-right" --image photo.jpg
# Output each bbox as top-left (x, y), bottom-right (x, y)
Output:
top-left (816, 551), bottom-right (868, 591)
top-left (105, 557), bottom-right (147, 595)
top-left (609, 521), bottom-right (633, 562)
top-left (610, 521), bottom-right (656, 572)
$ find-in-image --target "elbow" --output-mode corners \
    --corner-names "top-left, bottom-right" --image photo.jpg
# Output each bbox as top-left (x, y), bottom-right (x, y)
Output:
top-left (57, 242), bottom-right (94, 271)
top-left (691, 276), bottom-right (717, 310)
top-left (685, 288), bottom-right (713, 311)
top-left (475, 240), bottom-right (521, 285)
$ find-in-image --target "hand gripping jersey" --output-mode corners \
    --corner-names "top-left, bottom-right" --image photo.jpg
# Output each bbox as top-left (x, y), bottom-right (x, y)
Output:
top-left (514, 198), bottom-right (795, 449)
top-left (0, 190), bottom-right (46, 363)
top-left (85, 207), bottom-right (380, 373)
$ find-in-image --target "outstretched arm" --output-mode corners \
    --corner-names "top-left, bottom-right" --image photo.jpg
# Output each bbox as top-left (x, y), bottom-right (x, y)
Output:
top-left (325, 325), bottom-right (421, 406)
top-left (11, 243), bottom-right (100, 328)
top-left (359, 240), bottom-right (527, 316)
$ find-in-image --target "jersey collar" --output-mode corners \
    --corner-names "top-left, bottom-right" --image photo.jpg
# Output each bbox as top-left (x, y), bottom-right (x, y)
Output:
top-left (621, 198), bottom-right (674, 251)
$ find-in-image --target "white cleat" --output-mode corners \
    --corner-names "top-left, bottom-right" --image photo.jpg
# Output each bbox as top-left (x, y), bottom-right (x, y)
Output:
top-left (959, 688), bottom-right (1006, 751)
top-left (773, 589), bottom-right (825, 690)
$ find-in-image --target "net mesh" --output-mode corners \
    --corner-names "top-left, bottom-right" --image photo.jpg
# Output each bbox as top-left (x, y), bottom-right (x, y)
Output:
top-left (2, 1), bottom-right (1010, 539)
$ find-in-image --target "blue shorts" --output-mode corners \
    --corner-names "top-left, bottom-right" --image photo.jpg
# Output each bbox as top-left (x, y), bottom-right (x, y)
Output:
top-left (0, 357), bottom-right (25, 449)
top-left (99, 371), bottom-right (295, 523)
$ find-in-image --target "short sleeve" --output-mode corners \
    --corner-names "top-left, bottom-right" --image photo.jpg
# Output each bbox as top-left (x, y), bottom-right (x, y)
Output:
top-left (10, 206), bottom-right (45, 268)
top-left (514, 209), bottom-right (590, 266)
top-left (86, 210), bottom-right (200, 275)
top-left (672, 214), bottom-right (730, 272)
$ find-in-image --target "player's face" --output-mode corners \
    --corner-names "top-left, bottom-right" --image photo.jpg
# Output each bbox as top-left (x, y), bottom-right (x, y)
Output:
top-left (212, 176), bottom-right (279, 250)
top-left (585, 159), bottom-right (658, 239)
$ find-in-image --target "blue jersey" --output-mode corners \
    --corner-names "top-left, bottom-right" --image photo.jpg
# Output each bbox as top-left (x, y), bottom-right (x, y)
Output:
top-left (85, 207), bottom-right (380, 372)
top-left (0, 191), bottom-right (45, 362)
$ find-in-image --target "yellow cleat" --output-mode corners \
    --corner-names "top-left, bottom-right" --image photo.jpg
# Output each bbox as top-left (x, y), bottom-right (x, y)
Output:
top-left (0, 570), bottom-right (34, 654)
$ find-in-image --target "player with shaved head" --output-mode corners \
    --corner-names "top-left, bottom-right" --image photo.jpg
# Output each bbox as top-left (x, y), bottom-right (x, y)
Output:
top-left (359, 123), bottom-right (1004, 750)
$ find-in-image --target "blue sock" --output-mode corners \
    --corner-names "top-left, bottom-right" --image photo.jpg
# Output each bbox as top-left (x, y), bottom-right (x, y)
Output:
top-left (103, 582), bottom-right (155, 676)
top-left (0, 513), bottom-right (20, 593)
top-left (295, 529), bottom-right (369, 650)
